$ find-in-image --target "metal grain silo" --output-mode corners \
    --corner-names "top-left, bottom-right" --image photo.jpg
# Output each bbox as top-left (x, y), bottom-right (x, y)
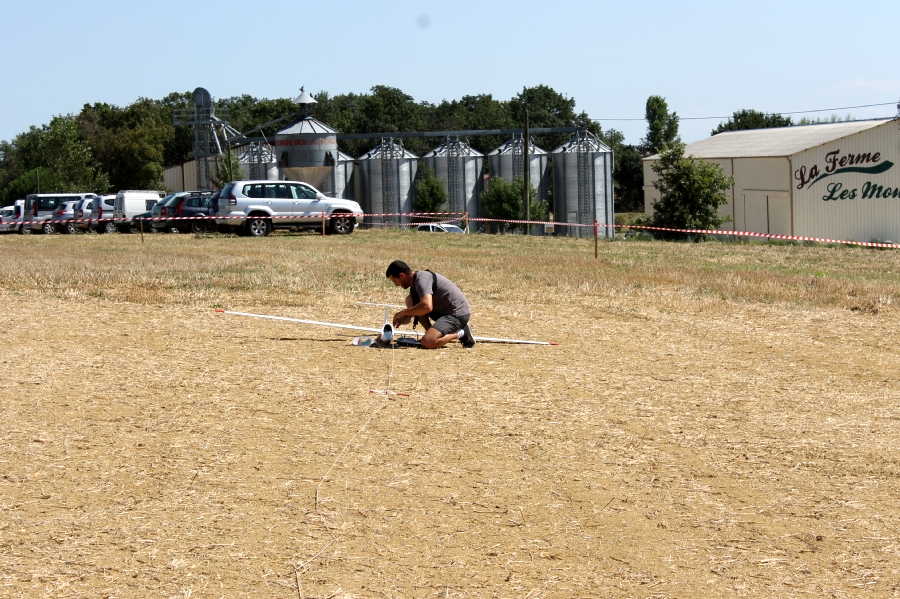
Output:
top-left (331, 150), bottom-right (355, 199)
top-left (423, 137), bottom-right (484, 219)
top-left (487, 135), bottom-right (549, 203)
top-left (358, 140), bottom-right (419, 227)
top-left (238, 142), bottom-right (279, 180)
top-left (274, 116), bottom-right (338, 169)
top-left (551, 131), bottom-right (614, 238)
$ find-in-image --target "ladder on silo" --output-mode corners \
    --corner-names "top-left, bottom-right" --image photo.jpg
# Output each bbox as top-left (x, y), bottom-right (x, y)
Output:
top-left (511, 134), bottom-right (524, 179)
top-left (447, 138), bottom-right (461, 213)
top-left (380, 138), bottom-right (395, 225)
top-left (576, 131), bottom-right (592, 234)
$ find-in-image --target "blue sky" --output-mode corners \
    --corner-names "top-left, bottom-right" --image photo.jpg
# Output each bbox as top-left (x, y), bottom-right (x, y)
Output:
top-left (2, 0), bottom-right (898, 146)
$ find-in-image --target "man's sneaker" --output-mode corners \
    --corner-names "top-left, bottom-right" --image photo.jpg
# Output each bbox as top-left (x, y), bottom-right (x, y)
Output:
top-left (459, 324), bottom-right (476, 348)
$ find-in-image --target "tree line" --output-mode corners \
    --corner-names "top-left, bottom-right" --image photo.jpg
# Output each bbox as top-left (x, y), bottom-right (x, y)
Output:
top-left (0, 85), bottom-right (655, 210)
top-left (0, 83), bottom-right (818, 212)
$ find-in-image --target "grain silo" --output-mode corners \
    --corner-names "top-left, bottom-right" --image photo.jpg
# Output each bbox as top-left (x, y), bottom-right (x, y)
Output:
top-left (423, 137), bottom-right (484, 219)
top-left (273, 88), bottom-right (339, 191)
top-left (330, 150), bottom-right (355, 200)
top-left (487, 135), bottom-right (549, 203)
top-left (358, 140), bottom-right (418, 227)
top-left (238, 142), bottom-right (279, 180)
top-left (551, 130), bottom-right (614, 238)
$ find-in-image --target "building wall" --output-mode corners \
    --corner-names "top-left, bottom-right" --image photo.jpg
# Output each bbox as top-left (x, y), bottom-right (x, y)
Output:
top-left (731, 158), bottom-right (790, 234)
top-left (791, 121), bottom-right (900, 241)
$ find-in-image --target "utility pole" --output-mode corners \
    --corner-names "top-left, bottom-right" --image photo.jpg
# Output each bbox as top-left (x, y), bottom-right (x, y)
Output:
top-left (523, 110), bottom-right (530, 233)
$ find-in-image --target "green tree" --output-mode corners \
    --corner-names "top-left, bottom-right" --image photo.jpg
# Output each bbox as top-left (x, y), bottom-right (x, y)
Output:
top-left (480, 176), bottom-right (545, 233)
top-left (414, 167), bottom-right (447, 214)
top-left (641, 143), bottom-right (733, 240)
top-left (642, 95), bottom-right (680, 154)
top-left (39, 115), bottom-right (110, 192)
top-left (78, 99), bottom-right (170, 190)
top-left (712, 109), bottom-right (792, 135)
top-left (1, 167), bottom-right (51, 203)
top-left (614, 144), bottom-right (645, 212)
top-left (509, 85), bottom-right (602, 153)
top-left (211, 151), bottom-right (244, 189)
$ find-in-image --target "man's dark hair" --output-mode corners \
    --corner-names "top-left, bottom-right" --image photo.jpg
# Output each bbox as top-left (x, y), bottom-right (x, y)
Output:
top-left (386, 260), bottom-right (412, 278)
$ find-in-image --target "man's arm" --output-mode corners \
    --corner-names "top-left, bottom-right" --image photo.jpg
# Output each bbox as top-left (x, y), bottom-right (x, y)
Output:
top-left (393, 294), bottom-right (433, 327)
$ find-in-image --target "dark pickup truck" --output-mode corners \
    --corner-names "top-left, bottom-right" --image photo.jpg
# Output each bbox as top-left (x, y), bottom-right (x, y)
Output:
top-left (151, 191), bottom-right (218, 233)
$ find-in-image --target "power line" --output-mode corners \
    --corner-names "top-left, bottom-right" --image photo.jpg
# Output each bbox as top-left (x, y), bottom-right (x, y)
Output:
top-left (593, 101), bottom-right (898, 122)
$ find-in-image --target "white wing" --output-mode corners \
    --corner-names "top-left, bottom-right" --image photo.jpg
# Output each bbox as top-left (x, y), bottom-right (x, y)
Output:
top-left (217, 310), bottom-right (424, 338)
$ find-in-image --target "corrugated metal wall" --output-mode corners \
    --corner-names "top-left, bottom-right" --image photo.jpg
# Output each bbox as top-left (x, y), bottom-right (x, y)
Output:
top-left (791, 121), bottom-right (900, 242)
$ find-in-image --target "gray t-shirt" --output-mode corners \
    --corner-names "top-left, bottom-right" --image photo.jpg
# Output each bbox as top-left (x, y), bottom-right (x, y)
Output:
top-left (413, 270), bottom-right (470, 318)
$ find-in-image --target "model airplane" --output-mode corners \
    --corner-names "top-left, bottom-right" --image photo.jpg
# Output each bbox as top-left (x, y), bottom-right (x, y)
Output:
top-left (215, 303), bottom-right (557, 346)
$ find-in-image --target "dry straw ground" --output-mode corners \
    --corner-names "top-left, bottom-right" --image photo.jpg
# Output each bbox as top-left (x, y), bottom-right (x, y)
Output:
top-left (1, 229), bottom-right (899, 599)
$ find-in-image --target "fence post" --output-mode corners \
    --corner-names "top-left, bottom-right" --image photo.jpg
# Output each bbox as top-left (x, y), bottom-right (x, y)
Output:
top-left (322, 211), bottom-right (326, 237)
top-left (140, 217), bottom-right (144, 244)
top-left (463, 212), bottom-right (469, 233)
top-left (594, 219), bottom-right (598, 259)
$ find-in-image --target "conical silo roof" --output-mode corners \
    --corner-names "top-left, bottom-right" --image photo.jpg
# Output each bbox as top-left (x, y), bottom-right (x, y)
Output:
top-left (487, 136), bottom-right (548, 156)
top-left (359, 141), bottom-right (419, 160)
top-left (237, 144), bottom-right (277, 164)
top-left (552, 130), bottom-right (611, 153)
top-left (423, 138), bottom-right (483, 158)
top-left (276, 116), bottom-right (337, 135)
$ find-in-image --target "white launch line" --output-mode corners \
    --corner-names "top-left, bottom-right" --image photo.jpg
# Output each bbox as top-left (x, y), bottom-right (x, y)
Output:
top-left (216, 310), bottom-right (558, 346)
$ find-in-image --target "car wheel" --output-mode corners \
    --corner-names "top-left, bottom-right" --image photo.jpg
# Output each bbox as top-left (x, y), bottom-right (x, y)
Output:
top-left (191, 219), bottom-right (207, 234)
top-left (66, 222), bottom-right (79, 234)
top-left (329, 213), bottom-right (354, 235)
top-left (103, 221), bottom-right (119, 234)
top-left (245, 216), bottom-right (271, 237)
top-left (20, 226), bottom-right (31, 235)
top-left (42, 222), bottom-right (56, 235)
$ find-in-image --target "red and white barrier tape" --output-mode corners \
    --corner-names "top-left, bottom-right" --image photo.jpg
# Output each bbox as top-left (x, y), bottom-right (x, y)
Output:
top-left (9, 211), bottom-right (466, 226)
top-left (9, 212), bottom-right (897, 249)
top-left (464, 217), bottom-right (900, 249)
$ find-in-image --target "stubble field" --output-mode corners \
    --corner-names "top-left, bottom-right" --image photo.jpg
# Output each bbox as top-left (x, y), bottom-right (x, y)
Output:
top-left (1, 229), bottom-right (899, 598)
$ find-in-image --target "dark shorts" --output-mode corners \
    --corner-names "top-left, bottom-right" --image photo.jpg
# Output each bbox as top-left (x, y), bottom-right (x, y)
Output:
top-left (430, 313), bottom-right (470, 336)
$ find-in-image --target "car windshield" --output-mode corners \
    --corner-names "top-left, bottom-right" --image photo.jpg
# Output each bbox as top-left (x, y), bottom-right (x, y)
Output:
top-left (444, 225), bottom-right (464, 233)
top-left (163, 195), bottom-right (185, 206)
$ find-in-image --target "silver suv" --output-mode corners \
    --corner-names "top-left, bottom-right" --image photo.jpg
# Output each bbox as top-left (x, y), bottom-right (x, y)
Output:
top-left (216, 180), bottom-right (362, 237)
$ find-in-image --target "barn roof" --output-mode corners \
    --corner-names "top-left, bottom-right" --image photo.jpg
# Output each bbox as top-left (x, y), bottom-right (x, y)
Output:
top-left (645, 119), bottom-right (893, 160)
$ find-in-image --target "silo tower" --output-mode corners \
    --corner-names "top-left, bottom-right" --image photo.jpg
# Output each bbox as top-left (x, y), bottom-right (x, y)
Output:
top-left (358, 139), bottom-right (418, 227)
top-left (423, 137), bottom-right (484, 219)
top-left (551, 130), bottom-right (614, 238)
top-left (487, 134), bottom-right (549, 203)
top-left (274, 87), bottom-right (340, 191)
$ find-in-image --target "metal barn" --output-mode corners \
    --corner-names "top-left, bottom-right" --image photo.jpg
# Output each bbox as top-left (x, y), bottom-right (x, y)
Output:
top-left (642, 119), bottom-right (900, 242)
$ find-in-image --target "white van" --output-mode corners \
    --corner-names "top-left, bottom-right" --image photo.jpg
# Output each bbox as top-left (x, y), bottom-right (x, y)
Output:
top-left (113, 191), bottom-right (164, 232)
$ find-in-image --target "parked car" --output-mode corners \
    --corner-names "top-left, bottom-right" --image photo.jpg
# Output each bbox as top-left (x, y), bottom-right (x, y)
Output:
top-left (47, 200), bottom-right (81, 234)
top-left (0, 200), bottom-right (28, 234)
top-left (0, 206), bottom-right (15, 233)
top-left (91, 194), bottom-right (118, 233)
top-left (416, 223), bottom-right (466, 234)
top-left (71, 197), bottom-right (96, 232)
top-left (216, 180), bottom-right (362, 237)
top-left (24, 193), bottom-right (98, 233)
top-left (151, 190), bottom-right (217, 233)
top-left (113, 190), bottom-right (164, 233)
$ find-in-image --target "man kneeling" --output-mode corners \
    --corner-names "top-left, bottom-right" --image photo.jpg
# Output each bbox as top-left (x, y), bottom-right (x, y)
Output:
top-left (386, 260), bottom-right (476, 349)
